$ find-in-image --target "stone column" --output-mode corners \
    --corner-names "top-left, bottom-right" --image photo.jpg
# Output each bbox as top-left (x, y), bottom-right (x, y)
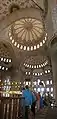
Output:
top-left (50, 42), bottom-right (57, 103)
top-left (51, 58), bottom-right (57, 100)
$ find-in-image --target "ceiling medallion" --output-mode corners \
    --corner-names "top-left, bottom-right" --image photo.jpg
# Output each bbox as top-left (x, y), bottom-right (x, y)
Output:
top-left (9, 18), bottom-right (47, 51)
top-left (14, 18), bottom-right (44, 41)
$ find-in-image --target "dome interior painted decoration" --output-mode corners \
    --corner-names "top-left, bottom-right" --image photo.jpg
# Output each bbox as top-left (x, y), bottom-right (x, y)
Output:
top-left (0, 0), bottom-right (54, 97)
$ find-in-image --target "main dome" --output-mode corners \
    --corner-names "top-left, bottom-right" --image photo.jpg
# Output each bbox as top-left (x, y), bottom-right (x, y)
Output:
top-left (12, 18), bottom-right (44, 42)
top-left (8, 17), bottom-right (47, 51)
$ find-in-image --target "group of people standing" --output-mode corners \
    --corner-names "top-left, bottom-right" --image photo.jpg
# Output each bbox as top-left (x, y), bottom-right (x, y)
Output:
top-left (22, 85), bottom-right (43, 119)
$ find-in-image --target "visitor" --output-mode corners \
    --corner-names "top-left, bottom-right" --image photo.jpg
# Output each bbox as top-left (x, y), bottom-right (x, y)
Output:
top-left (40, 95), bottom-right (44, 110)
top-left (22, 85), bottom-right (33, 119)
top-left (31, 91), bottom-right (36, 116)
top-left (37, 92), bottom-right (41, 111)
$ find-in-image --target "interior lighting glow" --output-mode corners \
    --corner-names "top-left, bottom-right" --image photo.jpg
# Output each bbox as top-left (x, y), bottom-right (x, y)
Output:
top-left (14, 42), bottom-right (17, 46)
top-left (7, 94), bottom-right (10, 97)
top-left (45, 70), bottom-right (47, 73)
top-left (12, 39), bottom-right (14, 43)
top-left (34, 65), bottom-right (36, 68)
top-left (51, 94), bottom-right (53, 97)
top-left (41, 64), bottom-right (43, 67)
top-left (20, 45), bottom-right (23, 49)
top-left (9, 59), bottom-right (11, 63)
top-left (48, 70), bottom-right (50, 73)
top-left (3, 93), bottom-right (5, 97)
top-left (4, 58), bottom-right (6, 62)
top-left (47, 88), bottom-right (49, 92)
top-left (46, 93), bottom-right (48, 96)
top-left (46, 33), bottom-right (47, 36)
top-left (38, 79), bottom-right (40, 85)
top-left (40, 42), bottom-right (43, 46)
top-left (5, 80), bottom-right (6, 83)
top-left (23, 82), bottom-right (25, 84)
top-left (26, 82), bottom-right (28, 85)
top-left (41, 88), bottom-right (44, 92)
top-left (15, 82), bottom-right (17, 85)
top-left (29, 82), bottom-right (31, 85)
top-left (38, 88), bottom-right (40, 92)
top-left (51, 104), bottom-right (53, 107)
top-left (43, 40), bottom-right (45, 44)
top-left (32, 65), bottom-right (33, 68)
top-left (26, 72), bottom-right (27, 75)
top-left (34, 46), bottom-right (36, 50)
top-left (9, 32), bottom-right (11, 36)
top-left (46, 81), bottom-right (49, 85)
top-left (40, 73), bottom-right (42, 75)
top-left (2, 67), bottom-right (4, 70)
top-left (6, 68), bottom-right (8, 71)
top-left (8, 82), bottom-right (10, 85)
top-left (29, 65), bottom-right (31, 68)
top-left (20, 82), bottom-right (21, 84)
top-left (25, 64), bottom-right (27, 67)
top-left (10, 36), bottom-right (12, 40)
top-left (37, 44), bottom-right (40, 48)
top-left (33, 73), bottom-right (34, 75)
top-left (34, 88), bottom-right (36, 91)
top-left (7, 86), bottom-right (9, 89)
top-left (27, 65), bottom-right (29, 67)
top-left (45, 61), bottom-right (48, 65)
top-left (29, 72), bottom-right (30, 75)
top-left (27, 47), bottom-right (29, 51)
top-left (38, 73), bottom-right (40, 76)
top-left (24, 46), bottom-right (26, 50)
top-left (35, 73), bottom-right (37, 76)
top-left (24, 63), bottom-right (25, 66)
top-left (51, 88), bottom-right (53, 92)
top-left (1, 58), bottom-right (3, 61)
top-left (36, 65), bottom-right (38, 68)
top-left (43, 63), bottom-right (45, 66)
top-left (31, 46), bottom-right (33, 51)
top-left (17, 44), bottom-right (20, 48)
top-left (50, 80), bottom-right (52, 85)
top-left (45, 36), bottom-right (47, 41)
top-left (6, 59), bottom-right (8, 62)
top-left (0, 66), bottom-right (1, 69)
top-left (39, 65), bottom-right (41, 68)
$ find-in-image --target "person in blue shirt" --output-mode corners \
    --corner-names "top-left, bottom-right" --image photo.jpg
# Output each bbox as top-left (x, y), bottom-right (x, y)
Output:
top-left (22, 85), bottom-right (33, 106)
top-left (22, 85), bottom-right (33, 119)
top-left (40, 96), bottom-right (44, 109)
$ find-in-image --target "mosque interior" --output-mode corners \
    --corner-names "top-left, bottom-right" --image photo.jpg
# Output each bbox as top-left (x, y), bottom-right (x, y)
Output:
top-left (0, 0), bottom-right (57, 119)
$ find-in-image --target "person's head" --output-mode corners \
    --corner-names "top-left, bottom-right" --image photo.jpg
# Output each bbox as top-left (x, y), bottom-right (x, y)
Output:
top-left (38, 92), bottom-right (40, 96)
top-left (22, 87), bottom-right (25, 90)
top-left (25, 85), bottom-right (29, 89)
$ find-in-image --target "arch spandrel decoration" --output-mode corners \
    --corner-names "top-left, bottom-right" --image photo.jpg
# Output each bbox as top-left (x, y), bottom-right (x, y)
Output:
top-left (0, 0), bottom-right (48, 21)
top-left (0, 8), bottom-right (44, 32)
top-left (0, 41), bottom-right (15, 68)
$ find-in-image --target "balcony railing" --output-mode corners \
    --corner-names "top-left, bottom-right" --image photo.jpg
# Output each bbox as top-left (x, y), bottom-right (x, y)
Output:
top-left (0, 96), bottom-right (25, 119)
